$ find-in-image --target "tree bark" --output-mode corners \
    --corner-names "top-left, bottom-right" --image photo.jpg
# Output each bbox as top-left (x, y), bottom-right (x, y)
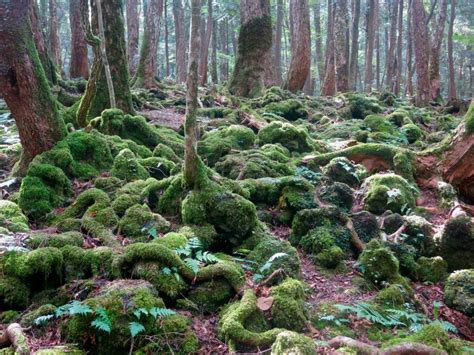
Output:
top-left (447, 0), bottom-right (456, 100)
top-left (219, 18), bottom-right (229, 82)
top-left (394, 0), bottom-right (403, 95)
top-left (406, 0), bottom-right (414, 97)
top-left (0, 0), bottom-right (67, 174)
top-left (49, 0), bottom-right (61, 69)
top-left (198, 0), bottom-right (213, 86)
top-left (284, 0), bottom-right (311, 92)
top-left (126, 0), bottom-right (140, 76)
top-left (429, 0), bottom-right (448, 102)
top-left (385, 0), bottom-right (398, 92)
top-left (173, 0), bottom-right (187, 83)
top-left (412, 0), bottom-right (430, 105)
top-left (274, 0), bottom-right (283, 84)
top-left (334, 0), bottom-right (350, 92)
top-left (349, 0), bottom-right (360, 91)
top-left (134, 0), bottom-right (163, 88)
top-left (96, 0), bottom-right (115, 108)
top-left (364, 0), bottom-right (376, 92)
top-left (228, 0), bottom-right (272, 98)
top-left (321, 0), bottom-right (336, 96)
top-left (164, 0), bottom-right (170, 77)
top-left (375, 0), bottom-right (380, 89)
top-left (69, 0), bottom-right (89, 79)
top-left (314, 1), bottom-right (324, 85)
top-left (211, 19), bottom-right (218, 84)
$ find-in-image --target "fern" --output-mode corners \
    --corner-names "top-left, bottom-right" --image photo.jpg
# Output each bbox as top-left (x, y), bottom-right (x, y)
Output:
top-left (252, 252), bottom-right (288, 282)
top-left (34, 314), bottom-right (54, 326)
top-left (149, 307), bottom-right (176, 319)
top-left (196, 250), bottom-right (219, 264)
top-left (68, 301), bottom-right (93, 316)
top-left (91, 308), bottom-right (111, 334)
top-left (185, 257), bottom-right (200, 274)
top-left (129, 322), bottom-right (146, 337)
top-left (133, 308), bottom-right (149, 320)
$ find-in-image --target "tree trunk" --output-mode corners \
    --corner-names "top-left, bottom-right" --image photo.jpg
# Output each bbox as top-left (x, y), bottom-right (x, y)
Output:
top-left (49, 0), bottom-right (61, 69)
top-left (406, 0), bottom-right (414, 97)
top-left (385, 0), bottom-right (398, 92)
top-left (447, 0), bottom-right (456, 100)
top-left (412, 0), bottom-right (430, 106)
top-left (69, 0), bottom-right (89, 79)
top-left (173, 0), bottom-right (187, 83)
top-left (274, 0), bottom-right (283, 84)
top-left (375, 0), bottom-right (380, 89)
top-left (184, 0), bottom-right (206, 189)
top-left (164, 0), bottom-right (170, 77)
top-left (284, 0), bottom-right (311, 92)
top-left (394, 0), bottom-right (403, 95)
top-left (126, 0), bottom-right (139, 76)
top-left (321, 0), bottom-right (335, 96)
top-left (334, 0), bottom-right (350, 92)
top-left (429, 0), bottom-right (448, 102)
top-left (314, 0), bottom-right (324, 85)
top-left (228, 0), bottom-right (272, 98)
top-left (364, 0), bottom-right (376, 92)
top-left (219, 18), bottom-right (229, 82)
top-left (198, 0), bottom-right (213, 86)
top-left (134, 0), bottom-right (163, 88)
top-left (210, 19), bottom-right (218, 84)
top-left (96, 0), bottom-right (115, 108)
top-left (349, 0), bottom-right (360, 91)
top-left (0, 0), bottom-right (67, 174)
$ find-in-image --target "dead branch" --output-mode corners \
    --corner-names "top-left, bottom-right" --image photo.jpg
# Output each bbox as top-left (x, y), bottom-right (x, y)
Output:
top-left (383, 342), bottom-right (447, 355)
top-left (329, 336), bottom-right (379, 354)
top-left (260, 268), bottom-right (288, 286)
top-left (0, 323), bottom-right (30, 355)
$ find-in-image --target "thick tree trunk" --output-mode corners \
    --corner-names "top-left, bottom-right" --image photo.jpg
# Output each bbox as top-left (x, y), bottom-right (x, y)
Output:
top-left (321, 0), bottom-right (336, 96)
top-left (349, 0), bottom-right (360, 91)
top-left (284, 0), bottom-right (311, 92)
top-left (0, 0), bottom-right (67, 174)
top-left (49, 0), bottom-right (61, 69)
top-left (198, 0), bottom-right (213, 86)
top-left (173, 0), bottom-right (187, 83)
top-left (314, 1), bottom-right (324, 85)
top-left (394, 0), bottom-right (403, 95)
top-left (385, 0), bottom-right (398, 92)
top-left (334, 0), bottom-right (349, 92)
top-left (126, 0), bottom-right (139, 76)
top-left (228, 0), bottom-right (272, 98)
top-left (69, 0), bottom-right (89, 79)
top-left (134, 0), bottom-right (163, 88)
top-left (429, 0), bottom-right (448, 102)
top-left (364, 0), bottom-right (376, 92)
top-left (447, 0), bottom-right (456, 100)
top-left (274, 0), bottom-right (283, 85)
top-left (406, 0), bottom-right (414, 97)
top-left (412, 0), bottom-right (430, 106)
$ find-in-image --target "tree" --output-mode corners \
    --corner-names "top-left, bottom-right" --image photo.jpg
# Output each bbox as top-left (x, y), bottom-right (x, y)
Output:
top-left (412, 0), bottom-right (430, 105)
top-left (284, 0), bottom-right (311, 92)
top-left (198, 0), bottom-right (213, 86)
top-left (406, 0), bottom-right (414, 96)
top-left (228, 0), bottom-right (272, 98)
top-left (448, 0), bottom-right (457, 100)
top-left (274, 0), bottom-right (284, 84)
top-left (69, 0), bottom-right (89, 79)
top-left (334, 0), bottom-right (350, 92)
top-left (394, 0), bottom-right (404, 95)
top-left (364, 0), bottom-right (376, 92)
top-left (173, 0), bottom-right (187, 83)
top-left (321, 0), bottom-right (336, 96)
top-left (314, 1), bottom-right (324, 85)
top-left (0, 0), bottom-right (67, 174)
top-left (385, 0), bottom-right (398, 92)
top-left (429, 0), bottom-right (448, 102)
top-left (126, 0), bottom-right (140, 76)
top-left (133, 0), bottom-right (164, 88)
top-left (349, 0), bottom-right (360, 91)
top-left (48, 0), bottom-right (61, 69)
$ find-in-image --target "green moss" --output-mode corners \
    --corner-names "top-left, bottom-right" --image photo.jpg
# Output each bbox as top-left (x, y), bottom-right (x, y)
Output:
top-left (439, 216), bottom-right (474, 271)
top-left (323, 157), bottom-right (366, 188)
top-left (0, 310), bottom-right (20, 324)
top-left (0, 276), bottom-right (29, 310)
top-left (257, 121), bottom-right (313, 153)
top-left (364, 114), bottom-right (395, 133)
top-left (352, 211), bottom-right (380, 243)
top-left (262, 99), bottom-right (309, 121)
top-left (358, 240), bottom-right (400, 286)
top-left (362, 173), bottom-right (417, 215)
top-left (153, 232), bottom-right (188, 249)
top-left (138, 157), bottom-right (176, 180)
top-left (61, 246), bottom-right (115, 281)
top-left (0, 200), bottom-right (29, 233)
top-left (339, 92), bottom-right (383, 119)
top-left (416, 256), bottom-right (448, 283)
top-left (118, 204), bottom-right (170, 240)
top-left (314, 246), bottom-right (346, 269)
top-left (153, 143), bottom-right (182, 163)
top-left (178, 224), bottom-right (218, 250)
top-left (27, 231), bottom-right (83, 249)
top-left (444, 269), bottom-right (474, 316)
top-left (374, 284), bottom-right (412, 307)
top-left (270, 331), bottom-right (315, 354)
top-left (21, 304), bottom-right (57, 327)
top-left (387, 109), bottom-right (411, 127)
top-left (402, 123), bottom-right (423, 143)
top-left (195, 261), bottom-right (246, 294)
top-left (111, 149), bottom-right (149, 182)
top-left (319, 182), bottom-right (354, 212)
top-left (55, 188), bottom-right (110, 222)
top-left (465, 101), bottom-right (474, 134)
top-left (94, 176), bottom-right (123, 194)
top-left (187, 279), bottom-right (235, 313)
top-left (270, 278), bottom-right (307, 332)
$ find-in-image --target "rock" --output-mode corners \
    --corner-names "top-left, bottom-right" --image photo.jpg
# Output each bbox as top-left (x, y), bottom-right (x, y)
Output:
top-left (444, 269), bottom-right (474, 316)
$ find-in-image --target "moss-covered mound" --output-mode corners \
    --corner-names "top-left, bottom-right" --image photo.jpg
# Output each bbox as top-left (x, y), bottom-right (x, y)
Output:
top-left (444, 269), bottom-right (474, 316)
top-left (257, 121), bottom-right (315, 153)
top-left (0, 200), bottom-right (29, 233)
top-left (439, 216), bottom-right (474, 271)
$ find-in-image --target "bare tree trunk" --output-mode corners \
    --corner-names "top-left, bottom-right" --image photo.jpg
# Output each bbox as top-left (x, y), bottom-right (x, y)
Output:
top-left (284, 0), bottom-right (311, 92)
top-left (134, 0), bottom-right (163, 88)
top-left (429, 0), bottom-right (448, 102)
top-left (228, 0), bottom-right (272, 98)
top-left (49, 0), bottom-right (61, 70)
top-left (459, 57), bottom-right (464, 98)
top-left (164, 0), bottom-right (170, 77)
top-left (173, 0), bottom-right (187, 83)
top-left (184, 0), bottom-right (206, 189)
top-left (334, 0), bottom-right (350, 92)
top-left (219, 18), bottom-right (229, 82)
top-left (0, 0), bottom-right (67, 174)
top-left (96, 0), bottom-right (115, 107)
top-left (385, 0), bottom-right (398, 92)
top-left (126, 0), bottom-right (139, 76)
top-left (375, 0), bottom-right (380, 90)
top-left (364, 0), bottom-right (376, 92)
top-left (412, 0), bottom-right (430, 105)
top-left (349, 0), bottom-right (360, 91)
top-left (314, 1), bottom-right (324, 85)
top-left (394, 0), bottom-right (403, 95)
top-left (448, 0), bottom-right (456, 100)
top-left (406, 0), bottom-right (414, 97)
top-left (274, 0), bottom-right (283, 84)
top-left (198, 0), bottom-right (213, 86)
top-left (69, 0), bottom-right (89, 79)
top-left (210, 19), bottom-right (218, 84)
top-left (321, 0), bottom-right (335, 96)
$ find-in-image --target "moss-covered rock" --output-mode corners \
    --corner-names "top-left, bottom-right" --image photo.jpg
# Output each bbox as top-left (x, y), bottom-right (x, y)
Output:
top-left (118, 204), bottom-right (171, 240)
top-left (402, 123), bottom-right (423, 143)
top-left (290, 207), bottom-right (343, 246)
top-left (402, 215), bottom-right (436, 256)
top-left (362, 173), bottom-right (416, 215)
top-left (111, 149), bottom-right (149, 182)
top-left (20, 303), bottom-right (57, 327)
top-left (439, 216), bottom-right (474, 271)
top-left (61, 246), bottom-right (114, 281)
top-left (444, 269), bottom-right (474, 316)
top-left (319, 182), bottom-right (354, 212)
top-left (262, 99), bottom-right (309, 121)
top-left (323, 157), bottom-right (366, 188)
top-left (0, 200), bottom-right (29, 233)
top-left (94, 176), bottom-right (123, 194)
top-left (298, 224), bottom-right (351, 255)
top-left (314, 246), bottom-right (346, 269)
top-left (187, 279), bottom-right (235, 313)
top-left (0, 276), bottom-right (30, 310)
top-left (257, 121), bottom-right (313, 153)
top-left (351, 211), bottom-right (380, 243)
top-left (357, 240), bottom-right (400, 286)
top-left (374, 284), bottom-right (412, 307)
top-left (270, 278), bottom-right (307, 332)
top-left (27, 231), bottom-right (83, 249)
top-left (270, 331), bottom-right (315, 355)
top-left (416, 256), bottom-right (448, 283)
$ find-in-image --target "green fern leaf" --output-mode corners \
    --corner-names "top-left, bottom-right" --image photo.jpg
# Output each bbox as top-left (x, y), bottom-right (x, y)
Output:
top-left (129, 322), bottom-right (146, 337)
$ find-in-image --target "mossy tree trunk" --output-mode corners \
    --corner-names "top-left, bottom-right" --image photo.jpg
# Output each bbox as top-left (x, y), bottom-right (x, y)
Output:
top-left (0, 0), bottom-right (67, 174)
top-left (69, 0), bottom-right (89, 79)
top-left (429, 0), bottom-right (448, 102)
top-left (184, 0), bottom-right (207, 189)
top-left (173, 0), bottom-right (187, 83)
top-left (228, 0), bottom-right (272, 98)
top-left (284, 0), bottom-right (311, 92)
top-left (334, 0), bottom-right (349, 93)
top-left (133, 0), bottom-right (163, 88)
top-left (198, 0), bottom-right (213, 86)
top-left (82, 0), bottom-right (134, 120)
top-left (126, 0), bottom-right (139, 76)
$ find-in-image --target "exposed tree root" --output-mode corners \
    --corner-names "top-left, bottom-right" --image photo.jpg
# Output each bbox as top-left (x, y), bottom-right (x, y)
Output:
top-left (0, 323), bottom-right (30, 355)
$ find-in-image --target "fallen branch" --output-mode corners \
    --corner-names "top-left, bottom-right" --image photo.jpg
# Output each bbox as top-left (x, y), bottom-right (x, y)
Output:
top-left (0, 323), bottom-right (30, 355)
top-left (329, 336), bottom-right (379, 354)
top-left (260, 268), bottom-right (288, 287)
top-left (383, 342), bottom-right (447, 354)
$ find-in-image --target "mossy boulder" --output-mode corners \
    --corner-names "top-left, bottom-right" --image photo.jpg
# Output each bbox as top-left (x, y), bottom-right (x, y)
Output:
top-left (187, 279), bottom-right (235, 313)
top-left (257, 121), bottom-right (313, 153)
top-left (20, 303), bottom-right (57, 327)
top-left (318, 182), bottom-right (354, 212)
top-left (362, 173), bottom-right (416, 215)
top-left (416, 256), bottom-right (448, 283)
top-left (340, 92), bottom-right (383, 119)
top-left (439, 216), bottom-right (474, 271)
top-left (364, 114), bottom-right (395, 134)
top-left (444, 269), bottom-right (474, 316)
top-left (298, 224), bottom-right (351, 255)
top-left (0, 276), bottom-right (29, 310)
top-left (357, 240), bottom-right (400, 286)
top-left (0, 200), bottom-right (29, 233)
top-left (351, 211), bottom-right (380, 243)
top-left (118, 204), bottom-right (171, 240)
top-left (402, 123), bottom-right (423, 143)
top-left (270, 278), bottom-right (308, 332)
top-left (375, 284), bottom-right (412, 307)
top-left (314, 246), bottom-right (346, 269)
top-left (323, 157), bottom-right (365, 188)
top-left (290, 207), bottom-right (343, 246)
top-left (402, 215), bottom-right (436, 256)
top-left (262, 99), bottom-right (309, 121)
top-left (270, 331), bottom-right (315, 355)
top-left (61, 246), bottom-right (114, 281)
top-left (27, 231), bottom-right (84, 249)
top-left (111, 149), bottom-right (149, 182)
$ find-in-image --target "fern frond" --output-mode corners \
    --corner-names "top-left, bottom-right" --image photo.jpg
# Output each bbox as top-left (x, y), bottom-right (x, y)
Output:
top-left (129, 322), bottom-right (146, 337)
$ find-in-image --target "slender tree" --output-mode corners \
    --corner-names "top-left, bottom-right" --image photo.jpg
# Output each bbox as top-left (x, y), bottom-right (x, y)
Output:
top-left (0, 0), bottom-right (67, 173)
top-left (385, 0), bottom-right (398, 92)
top-left (228, 0), bottom-right (272, 98)
top-left (219, 18), bottom-right (229, 81)
top-left (69, 0), bottom-right (89, 79)
top-left (349, 0), bottom-right (361, 90)
top-left (321, 0), bottom-right (336, 95)
top-left (314, 1), bottom-right (324, 85)
top-left (49, 0), bottom-right (61, 69)
top-left (211, 18), bottom-right (218, 84)
top-left (364, 0), bottom-right (376, 92)
top-left (173, 0), bottom-right (187, 83)
top-left (164, 0), bottom-right (170, 77)
top-left (429, 0), bottom-right (448, 102)
top-left (406, 0), bottom-right (414, 97)
top-left (284, 0), bottom-right (311, 92)
top-left (448, 0), bottom-right (457, 100)
top-left (126, 0), bottom-right (140, 75)
top-left (274, 0), bottom-right (284, 84)
top-left (198, 0), bottom-right (213, 85)
top-left (394, 0), bottom-right (403, 95)
top-left (334, 0), bottom-right (350, 92)
top-left (412, 0), bottom-right (430, 105)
